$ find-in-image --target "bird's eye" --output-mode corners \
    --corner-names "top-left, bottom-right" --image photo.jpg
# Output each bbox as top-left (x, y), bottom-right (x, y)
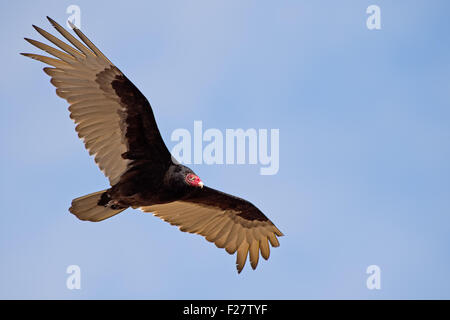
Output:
top-left (189, 176), bottom-right (196, 181)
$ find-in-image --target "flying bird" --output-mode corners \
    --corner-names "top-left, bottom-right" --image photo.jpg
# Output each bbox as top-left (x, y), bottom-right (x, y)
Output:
top-left (22, 17), bottom-right (283, 273)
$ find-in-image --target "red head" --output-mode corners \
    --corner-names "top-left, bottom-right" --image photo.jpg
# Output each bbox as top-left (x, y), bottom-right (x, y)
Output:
top-left (185, 173), bottom-right (204, 188)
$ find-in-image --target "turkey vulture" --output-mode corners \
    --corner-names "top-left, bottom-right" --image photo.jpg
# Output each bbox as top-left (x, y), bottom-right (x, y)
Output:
top-left (22, 17), bottom-right (283, 273)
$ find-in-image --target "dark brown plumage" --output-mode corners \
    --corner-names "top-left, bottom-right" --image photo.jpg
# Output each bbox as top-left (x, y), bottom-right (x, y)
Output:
top-left (22, 17), bottom-right (283, 273)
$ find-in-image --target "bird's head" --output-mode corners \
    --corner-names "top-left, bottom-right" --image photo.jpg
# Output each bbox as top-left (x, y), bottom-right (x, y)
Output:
top-left (165, 164), bottom-right (204, 191)
top-left (185, 173), bottom-right (204, 188)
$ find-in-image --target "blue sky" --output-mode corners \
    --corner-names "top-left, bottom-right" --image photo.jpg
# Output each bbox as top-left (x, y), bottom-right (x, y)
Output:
top-left (1, 0), bottom-right (449, 299)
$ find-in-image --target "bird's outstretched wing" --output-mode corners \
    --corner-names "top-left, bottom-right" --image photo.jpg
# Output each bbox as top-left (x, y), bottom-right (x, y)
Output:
top-left (21, 17), bottom-right (172, 185)
top-left (140, 186), bottom-right (283, 273)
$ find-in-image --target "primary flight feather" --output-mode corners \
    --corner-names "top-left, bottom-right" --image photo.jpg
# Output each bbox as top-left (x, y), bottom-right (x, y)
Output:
top-left (22, 17), bottom-right (283, 273)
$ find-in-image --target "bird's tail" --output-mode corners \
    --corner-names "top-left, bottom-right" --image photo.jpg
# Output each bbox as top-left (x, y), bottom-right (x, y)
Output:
top-left (69, 190), bottom-right (127, 222)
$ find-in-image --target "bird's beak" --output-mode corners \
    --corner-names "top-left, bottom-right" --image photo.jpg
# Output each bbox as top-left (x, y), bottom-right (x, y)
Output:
top-left (198, 181), bottom-right (204, 188)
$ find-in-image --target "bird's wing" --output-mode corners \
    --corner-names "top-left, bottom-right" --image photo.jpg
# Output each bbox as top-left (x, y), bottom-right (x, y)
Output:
top-left (21, 17), bottom-right (172, 185)
top-left (139, 186), bottom-right (283, 273)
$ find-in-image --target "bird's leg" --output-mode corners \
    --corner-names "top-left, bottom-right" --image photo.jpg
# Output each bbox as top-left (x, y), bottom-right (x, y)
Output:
top-left (97, 190), bottom-right (126, 210)
top-left (103, 198), bottom-right (121, 209)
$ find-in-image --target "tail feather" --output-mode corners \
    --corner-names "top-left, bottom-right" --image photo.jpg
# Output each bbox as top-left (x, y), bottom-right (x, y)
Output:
top-left (69, 190), bottom-right (126, 222)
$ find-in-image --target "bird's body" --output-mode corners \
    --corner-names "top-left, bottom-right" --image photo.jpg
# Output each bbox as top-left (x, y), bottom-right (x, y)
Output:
top-left (104, 164), bottom-right (198, 209)
top-left (22, 17), bottom-right (283, 273)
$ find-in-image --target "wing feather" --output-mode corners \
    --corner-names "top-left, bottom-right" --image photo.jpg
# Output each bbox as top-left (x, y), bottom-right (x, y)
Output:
top-left (46, 16), bottom-right (95, 57)
top-left (236, 242), bottom-right (249, 274)
top-left (224, 224), bottom-right (239, 254)
top-left (24, 38), bottom-right (76, 63)
top-left (259, 237), bottom-right (270, 260)
top-left (32, 24), bottom-right (85, 59)
top-left (249, 239), bottom-right (260, 270)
